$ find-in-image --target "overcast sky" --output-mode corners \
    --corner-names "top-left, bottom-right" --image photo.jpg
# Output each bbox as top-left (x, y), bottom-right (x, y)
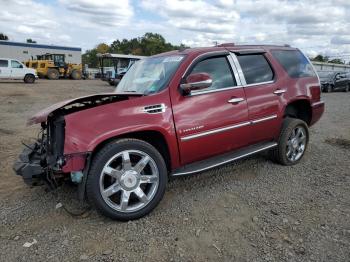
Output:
top-left (1, 0), bottom-right (350, 60)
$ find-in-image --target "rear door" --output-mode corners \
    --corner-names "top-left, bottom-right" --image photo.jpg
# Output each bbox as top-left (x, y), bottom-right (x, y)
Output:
top-left (10, 60), bottom-right (25, 79)
top-left (230, 51), bottom-right (283, 143)
top-left (172, 53), bottom-right (251, 165)
top-left (0, 59), bottom-right (11, 78)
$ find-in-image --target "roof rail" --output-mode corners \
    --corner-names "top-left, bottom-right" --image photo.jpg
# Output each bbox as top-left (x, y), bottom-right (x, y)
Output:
top-left (217, 43), bottom-right (235, 47)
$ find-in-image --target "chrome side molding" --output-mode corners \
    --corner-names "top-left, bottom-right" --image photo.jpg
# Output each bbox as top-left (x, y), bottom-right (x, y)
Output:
top-left (181, 114), bottom-right (277, 141)
top-left (181, 121), bottom-right (251, 141)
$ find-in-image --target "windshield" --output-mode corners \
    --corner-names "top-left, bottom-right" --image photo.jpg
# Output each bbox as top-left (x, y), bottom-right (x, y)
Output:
top-left (116, 55), bottom-right (184, 95)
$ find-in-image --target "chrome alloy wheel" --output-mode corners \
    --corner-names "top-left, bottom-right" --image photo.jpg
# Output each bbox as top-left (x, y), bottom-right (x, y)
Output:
top-left (286, 126), bottom-right (307, 162)
top-left (99, 150), bottom-right (159, 213)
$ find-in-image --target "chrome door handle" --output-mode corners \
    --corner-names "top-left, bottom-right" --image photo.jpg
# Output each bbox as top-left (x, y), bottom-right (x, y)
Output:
top-left (273, 89), bottom-right (287, 95)
top-left (228, 97), bottom-right (245, 104)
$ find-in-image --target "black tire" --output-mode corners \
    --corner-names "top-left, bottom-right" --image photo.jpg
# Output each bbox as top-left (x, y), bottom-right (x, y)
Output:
top-left (47, 68), bottom-right (59, 80)
top-left (86, 138), bottom-right (167, 221)
top-left (270, 117), bottom-right (309, 166)
top-left (71, 70), bottom-right (82, 80)
top-left (24, 74), bottom-right (35, 84)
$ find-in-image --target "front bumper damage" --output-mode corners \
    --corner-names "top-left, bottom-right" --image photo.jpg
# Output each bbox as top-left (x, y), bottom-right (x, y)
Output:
top-left (13, 141), bottom-right (46, 186)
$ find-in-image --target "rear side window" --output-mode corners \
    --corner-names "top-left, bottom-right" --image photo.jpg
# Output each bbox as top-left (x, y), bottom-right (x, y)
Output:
top-left (271, 50), bottom-right (316, 78)
top-left (0, 59), bottom-right (8, 67)
top-left (236, 54), bottom-right (274, 84)
top-left (190, 56), bottom-right (237, 91)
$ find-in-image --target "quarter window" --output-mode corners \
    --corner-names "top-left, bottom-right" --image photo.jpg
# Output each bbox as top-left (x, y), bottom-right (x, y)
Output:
top-left (11, 60), bottom-right (22, 68)
top-left (189, 56), bottom-right (237, 92)
top-left (237, 54), bottom-right (274, 85)
top-left (271, 50), bottom-right (316, 78)
top-left (0, 59), bottom-right (8, 67)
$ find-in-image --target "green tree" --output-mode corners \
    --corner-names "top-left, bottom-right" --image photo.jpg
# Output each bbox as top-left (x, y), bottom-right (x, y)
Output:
top-left (96, 43), bottom-right (110, 54)
top-left (0, 33), bottom-right (9, 40)
top-left (328, 58), bottom-right (344, 64)
top-left (26, 38), bottom-right (37, 43)
top-left (311, 55), bottom-right (329, 62)
top-left (82, 48), bottom-right (99, 67)
top-left (83, 33), bottom-right (188, 68)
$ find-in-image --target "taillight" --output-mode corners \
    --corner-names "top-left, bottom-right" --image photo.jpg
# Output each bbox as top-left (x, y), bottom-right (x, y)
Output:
top-left (310, 85), bottom-right (321, 103)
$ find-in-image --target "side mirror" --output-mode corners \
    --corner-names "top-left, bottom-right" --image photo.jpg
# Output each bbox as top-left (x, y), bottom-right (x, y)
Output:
top-left (19, 65), bottom-right (23, 68)
top-left (180, 72), bottom-right (212, 95)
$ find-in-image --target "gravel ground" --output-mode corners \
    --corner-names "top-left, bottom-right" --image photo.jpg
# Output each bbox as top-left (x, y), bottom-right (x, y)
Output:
top-left (0, 79), bottom-right (349, 262)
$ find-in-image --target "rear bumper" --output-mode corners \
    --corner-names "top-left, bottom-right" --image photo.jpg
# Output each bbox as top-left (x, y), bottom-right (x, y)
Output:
top-left (13, 142), bottom-right (45, 186)
top-left (310, 101), bottom-right (325, 126)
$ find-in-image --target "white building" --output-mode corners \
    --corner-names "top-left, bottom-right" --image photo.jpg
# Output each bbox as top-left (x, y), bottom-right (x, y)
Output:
top-left (0, 40), bottom-right (81, 64)
top-left (312, 61), bottom-right (350, 74)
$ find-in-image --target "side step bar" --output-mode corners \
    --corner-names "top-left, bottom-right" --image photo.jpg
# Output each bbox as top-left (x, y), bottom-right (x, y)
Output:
top-left (171, 141), bottom-right (277, 176)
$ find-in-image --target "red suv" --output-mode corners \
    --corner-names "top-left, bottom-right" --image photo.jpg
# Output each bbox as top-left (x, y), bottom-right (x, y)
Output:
top-left (14, 44), bottom-right (324, 220)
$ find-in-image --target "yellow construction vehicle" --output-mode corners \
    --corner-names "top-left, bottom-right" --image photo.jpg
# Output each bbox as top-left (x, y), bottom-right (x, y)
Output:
top-left (25, 53), bottom-right (82, 80)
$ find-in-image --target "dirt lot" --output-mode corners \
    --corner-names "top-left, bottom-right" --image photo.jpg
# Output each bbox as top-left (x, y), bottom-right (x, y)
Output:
top-left (0, 79), bottom-right (349, 262)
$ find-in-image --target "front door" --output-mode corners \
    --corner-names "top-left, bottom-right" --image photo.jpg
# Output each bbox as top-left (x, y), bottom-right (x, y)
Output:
top-left (232, 52), bottom-right (282, 143)
top-left (172, 54), bottom-right (251, 165)
top-left (10, 60), bottom-right (24, 79)
top-left (0, 59), bottom-right (11, 78)
top-left (334, 73), bottom-right (347, 90)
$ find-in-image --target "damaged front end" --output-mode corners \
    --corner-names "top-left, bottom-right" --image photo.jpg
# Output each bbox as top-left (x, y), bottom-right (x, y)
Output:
top-left (13, 92), bottom-right (135, 188)
top-left (13, 117), bottom-right (66, 187)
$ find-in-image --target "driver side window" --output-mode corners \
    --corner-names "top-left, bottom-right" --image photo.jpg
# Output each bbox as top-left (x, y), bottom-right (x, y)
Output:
top-left (11, 60), bottom-right (22, 68)
top-left (190, 56), bottom-right (237, 92)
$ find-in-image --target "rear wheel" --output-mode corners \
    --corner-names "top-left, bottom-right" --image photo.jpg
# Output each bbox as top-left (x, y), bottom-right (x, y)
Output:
top-left (270, 118), bottom-right (309, 165)
top-left (47, 68), bottom-right (59, 80)
top-left (86, 139), bottom-right (167, 221)
top-left (71, 70), bottom-right (82, 80)
top-left (24, 74), bottom-right (35, 83)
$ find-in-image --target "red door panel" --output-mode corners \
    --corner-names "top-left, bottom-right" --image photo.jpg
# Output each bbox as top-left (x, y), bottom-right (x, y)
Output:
top-left (243, 82), bottom-right (284, 143)
top-left (172, 88), bottom-right (250, 165)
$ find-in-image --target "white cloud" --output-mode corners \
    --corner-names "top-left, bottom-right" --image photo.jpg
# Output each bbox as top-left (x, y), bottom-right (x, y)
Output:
top-left (0, 0), bottom-right (68, 43)
top-left (0, 0), bottom-right (349, 61)
top-left (58, 0), bottom-right (133, 27)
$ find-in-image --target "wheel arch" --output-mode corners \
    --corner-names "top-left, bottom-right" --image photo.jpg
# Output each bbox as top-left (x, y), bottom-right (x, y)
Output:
top-left (24, 73), bottom-right (35, 78)
top-left (90, 130), bottom-right (172, 172)
top-left (283, 99), bottom-right (312, 126)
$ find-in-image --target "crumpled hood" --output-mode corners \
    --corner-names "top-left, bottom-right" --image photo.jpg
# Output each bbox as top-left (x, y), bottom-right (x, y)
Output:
top-left (27, 92), bottom-right (142, 126)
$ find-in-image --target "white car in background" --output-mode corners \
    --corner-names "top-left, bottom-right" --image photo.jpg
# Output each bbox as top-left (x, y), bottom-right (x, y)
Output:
top-left (0, 58), bottom-right (37, 83)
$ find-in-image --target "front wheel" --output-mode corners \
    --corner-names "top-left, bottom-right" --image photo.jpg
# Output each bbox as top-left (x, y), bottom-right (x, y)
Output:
top-left (86, 139), bottom-right (167, 221)
top-left (47, 68), bottom-right (59, 80)
top-left (270, 118), bottom-right (309, 166)
top-left (24, 74), bottom-right (35, 83)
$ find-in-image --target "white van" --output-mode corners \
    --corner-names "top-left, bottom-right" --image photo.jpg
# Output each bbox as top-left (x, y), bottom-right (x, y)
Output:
top-left (0, 58), bottom-right (37, 83)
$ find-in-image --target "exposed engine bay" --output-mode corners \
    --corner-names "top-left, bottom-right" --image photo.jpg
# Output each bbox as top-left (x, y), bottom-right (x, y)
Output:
top-left (13, 93), bottom-right (138, 187)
